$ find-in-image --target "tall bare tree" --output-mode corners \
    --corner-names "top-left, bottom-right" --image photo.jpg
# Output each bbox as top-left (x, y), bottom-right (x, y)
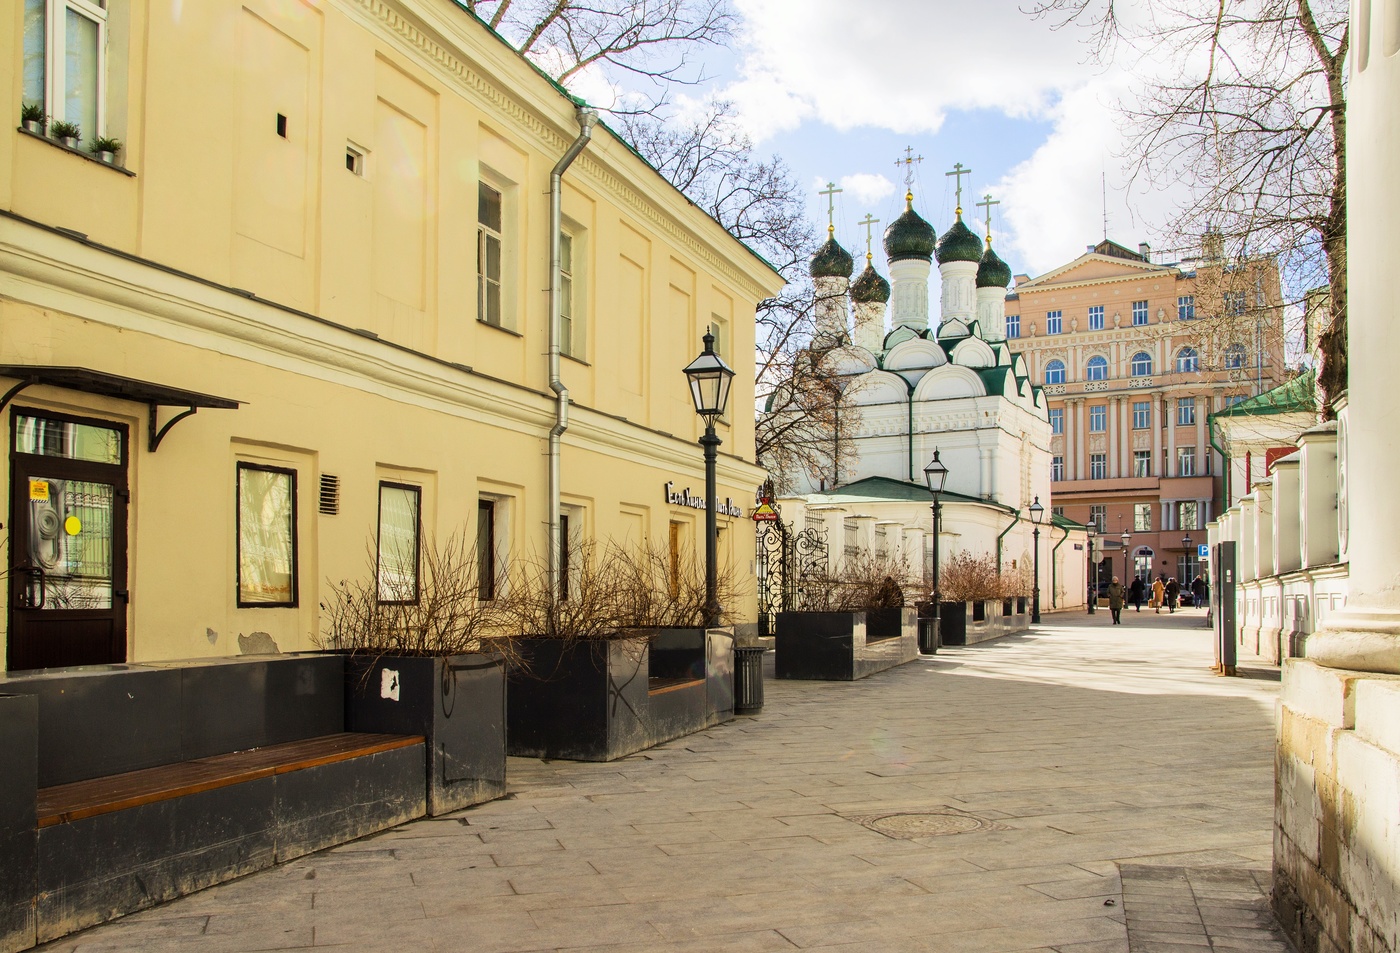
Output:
top-left (457, 0), bottom-right (732, 112)
top-left (1026, 0), bottom-right (1348, 413)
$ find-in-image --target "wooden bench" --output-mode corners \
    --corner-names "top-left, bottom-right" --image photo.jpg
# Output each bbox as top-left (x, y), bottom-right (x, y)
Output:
top-left (37, 733), bottom-right (422, 828)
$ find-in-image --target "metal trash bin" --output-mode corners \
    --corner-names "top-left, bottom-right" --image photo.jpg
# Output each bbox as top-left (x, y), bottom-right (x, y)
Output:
top-left (733, 646), bottom-right (765, 715)
top-left (917, 617), bottom-right (939, 655)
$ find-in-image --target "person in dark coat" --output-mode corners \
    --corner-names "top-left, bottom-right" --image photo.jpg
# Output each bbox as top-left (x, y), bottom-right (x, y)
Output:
top-left (1191, 575), bottom-right (1207, 607)
top-left (1129, 576), bottom-right (1146, 612)
top-left (1165, 577), bottom-right (1181, 613)
top-left (1106, 576), bottom-right (1125, 625)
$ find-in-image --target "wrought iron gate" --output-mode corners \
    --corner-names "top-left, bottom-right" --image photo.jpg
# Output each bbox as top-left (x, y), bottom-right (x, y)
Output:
top-left (755, 512), bottom-right (828, 637)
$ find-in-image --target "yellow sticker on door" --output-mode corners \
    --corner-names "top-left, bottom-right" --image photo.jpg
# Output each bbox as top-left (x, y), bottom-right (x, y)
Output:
top-left (29, 479), bottom-right (49, 501)
top-left (64, 515), bottom-right (82, 536)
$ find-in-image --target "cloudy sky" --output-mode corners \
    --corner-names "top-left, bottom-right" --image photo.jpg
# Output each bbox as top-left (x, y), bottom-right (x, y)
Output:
top-left (671, 0), bottom-right (1183, 280)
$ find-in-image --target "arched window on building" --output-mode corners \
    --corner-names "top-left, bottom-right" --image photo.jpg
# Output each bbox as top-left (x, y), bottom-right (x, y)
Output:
top-left (1086, 355), bottom-right (1108, 381)
top-left (1176, 347), bottom-right (1199, 373)
top-left (1224, 343), bottom-right (1247, 369)
top-left (1045, 359), bottom-right (1066, 385)
top-left (1131, 352), bottom-right (1153, 377)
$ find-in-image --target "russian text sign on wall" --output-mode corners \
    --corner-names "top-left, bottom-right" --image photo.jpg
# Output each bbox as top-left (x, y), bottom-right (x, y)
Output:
top-left (665, 482), bottom-right (742, 517)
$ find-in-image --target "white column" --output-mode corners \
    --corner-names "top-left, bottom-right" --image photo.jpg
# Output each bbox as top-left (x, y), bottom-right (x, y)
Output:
top-left (1194, 392), bottom-right (1207, 469)
top-left (1165, 396), bottom-right (1177, 477)
top-left (1108, 397), bottom-right (1120, 479)
top-left (1151, 395), bottom-right (1163, 478)
top-left (1075, 401), bottom-right (1088, 480)
top-left (1065, 400), bottom-right (1078, 481)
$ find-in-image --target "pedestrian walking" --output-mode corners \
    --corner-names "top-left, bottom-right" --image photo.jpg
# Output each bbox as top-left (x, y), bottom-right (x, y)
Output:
top-left (1166, 577), bottom-right (1180, 613)
top-left (1107, 576), bottom-right (1125, 625)
top-left (1191, 575), bottom-right (1207, 608)
top-left (1151, 576), bottom-right (1165, 613)
top-left (1129, 575), bottom-right (1145, 612)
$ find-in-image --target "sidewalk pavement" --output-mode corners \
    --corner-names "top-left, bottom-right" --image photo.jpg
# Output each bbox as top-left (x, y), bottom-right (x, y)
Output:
top-left (41, 609), bottom-right (1290, 953)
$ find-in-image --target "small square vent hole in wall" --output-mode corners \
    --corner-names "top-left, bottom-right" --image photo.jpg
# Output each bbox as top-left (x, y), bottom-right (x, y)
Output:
top-left (319, 474), bottom-right (340, 515)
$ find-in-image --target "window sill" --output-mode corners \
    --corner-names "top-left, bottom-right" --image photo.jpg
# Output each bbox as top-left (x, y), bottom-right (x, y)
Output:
top-left (18, 126), bottom-right (136, 177)
top-left (477, 318), bottom-right (522, 338)
top-left (562, 352), bottom-right (591, 367)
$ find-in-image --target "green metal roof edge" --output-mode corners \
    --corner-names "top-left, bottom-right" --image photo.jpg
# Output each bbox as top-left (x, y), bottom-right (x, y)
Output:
top-left (1209, 369), bottom-right (1316, 420)
top-left (447, 2), bottom-right (785, 283)
top-left (1051, 513), bottom-right (1088, 530)
top-left (806, 476), bottom-right (1017, 513)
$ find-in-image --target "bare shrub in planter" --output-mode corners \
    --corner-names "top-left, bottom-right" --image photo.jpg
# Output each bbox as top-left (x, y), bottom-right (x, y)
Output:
top-left (939, 551), bottom-right (1003, 603)
top-left (800, 551), bottom-right (922, 612)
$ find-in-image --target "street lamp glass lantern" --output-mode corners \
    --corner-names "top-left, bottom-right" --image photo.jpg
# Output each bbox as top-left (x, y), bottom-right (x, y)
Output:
top-left (682, 329), bottom-right (734, 421)
top-left (923, 449), bottom-right (948, 495)
top-left (1029, 496), bottom-right (1045, 525)
top-left (1120, 531), bottom-right (1131, 547)
top-left (1182, 534), bottom-right (1193, 549)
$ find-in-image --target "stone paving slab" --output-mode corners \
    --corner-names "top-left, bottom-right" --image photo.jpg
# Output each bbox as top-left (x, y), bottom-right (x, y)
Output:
top-left (39, 609), bottom-right (1292, 953)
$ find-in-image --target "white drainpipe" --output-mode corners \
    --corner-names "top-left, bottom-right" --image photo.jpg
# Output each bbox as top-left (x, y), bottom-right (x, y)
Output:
top-left (548, 106), bottom-right (598, 601)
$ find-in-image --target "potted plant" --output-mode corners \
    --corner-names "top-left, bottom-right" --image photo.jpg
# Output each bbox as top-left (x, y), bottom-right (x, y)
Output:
top-left (774, 552), bottom-right (920, 680)
top-left (939, 552), bottom-right (1009, 645)
top-left (505, 541), bottom-right (736, 761)
top-left (90, 136), bottom-right (122, 164)
top-left (49, 120), bottom-right (80, 148)
top-left (21, 102), bottom-right (44, 134)
top-left (319, 531), bottom-right (513, 816)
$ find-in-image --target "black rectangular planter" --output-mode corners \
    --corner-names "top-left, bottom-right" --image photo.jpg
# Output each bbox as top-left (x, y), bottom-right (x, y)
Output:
top-left (938, 603), bottom-right (969, 645)
top-left (0, 695), bottom-right (37, 953)
top-left (342, 654), bottom-right (506, 816)
top-left (507, 630), bottom-right (733, 762)
top-left (773, 610), bottom-right (918, 681)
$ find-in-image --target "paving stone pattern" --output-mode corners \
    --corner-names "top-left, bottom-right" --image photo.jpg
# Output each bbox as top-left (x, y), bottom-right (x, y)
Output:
top-left (41, 610), bottom-right (1291, 953)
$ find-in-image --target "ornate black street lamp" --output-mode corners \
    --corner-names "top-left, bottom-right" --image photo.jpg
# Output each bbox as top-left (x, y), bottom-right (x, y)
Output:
top-left (921, 450), bottom-right (949, 654)
top-left (683, 328), bottom-right (735, 626)
top-left (1121, 529), bottom-right (1132, 583)
top-left (1029, 496), bottom-right (1044, 623)
top-left (1086, 526), bottom-right (1098, 614)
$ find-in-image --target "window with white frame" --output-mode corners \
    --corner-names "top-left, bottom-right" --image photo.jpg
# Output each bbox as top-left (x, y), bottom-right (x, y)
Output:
top-left (1134, 503), bottom-right (1153, 532)
top-left (1052, 455), bottom-right (1064, 481)
top-left (1225, 393), bottom-right (1247, 407)
top-left (478, 182), bottom-right (504, 327)
top-left (1224, 290), bottom-right (1247, 315)
top-left (1178, 295), bottom-right (1195, 320)
top-left (1049, 407), bottom-right (1063, 435)
top-left (1046, 310), bottom-right (1063, 334)
top-left (1176, 347), bottom-right (1199, 373)
top-left (1090, 453), bottom-right (1107, 479)
top-left (1044, 359), bottom-right (1065, 385)
top-left (23, 0), bottom-right (109, 144)
top-left (1089, 505), bottom-right (1106, 532)
top-left (1089, 405), bottom-right (1106, 432)
top-left (1086, 355), bottom-right (1108, 381)
top-left (1133, 449), bottom-right (1151, 477)
top-left (1177, 397), bottom-right (1196, 426)
top-left (377, 483), bottom-right (421, 604)
top-left (559, 232), bottom-right (579, 357)
top-left (1088, 305), bottom-right (1104, 331)
top-left (1133, 300), bottom-right (1149, 326)
top-left (1177, 446), bottom-right (1197, 477)
top-left (1006, 312), bottom-right (1020, 338)
top-left (1180, 500), bottom-right (1200, 531)
top-left (1224, 343), bottom-right (1247, 369)
top-left (1132, 401), bottom-right (1150, 429)
top-left (1131, 351), bottom-right (1153, 377)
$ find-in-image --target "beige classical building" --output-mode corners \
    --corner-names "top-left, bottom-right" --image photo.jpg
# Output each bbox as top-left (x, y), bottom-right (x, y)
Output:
top-left (1004, 239), bottom-right (1285, 586)
top-left (0, 0), bottom-right (782, 671)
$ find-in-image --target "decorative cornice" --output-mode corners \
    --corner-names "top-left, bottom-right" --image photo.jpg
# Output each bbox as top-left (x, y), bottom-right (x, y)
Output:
top-left (350, 0), bottom-right (778, 301)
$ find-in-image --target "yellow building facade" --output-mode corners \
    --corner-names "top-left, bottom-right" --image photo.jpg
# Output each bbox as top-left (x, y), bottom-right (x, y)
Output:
top-left (0, 0), bottom-right (781, 670)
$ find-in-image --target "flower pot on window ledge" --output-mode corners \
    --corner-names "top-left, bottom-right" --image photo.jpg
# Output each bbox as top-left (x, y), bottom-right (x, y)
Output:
top-left (91, 137), bottom-right (122, 165)
top-left (49, 121), bottom-right (81, 150)
top-left (20, 102), bottom-right (44, 134)
top-left (22, 119), bottom-right (43, 134)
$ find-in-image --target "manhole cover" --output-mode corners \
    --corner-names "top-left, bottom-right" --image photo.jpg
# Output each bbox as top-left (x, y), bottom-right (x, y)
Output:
top-left (850, 810), bottom-right (1007, 839)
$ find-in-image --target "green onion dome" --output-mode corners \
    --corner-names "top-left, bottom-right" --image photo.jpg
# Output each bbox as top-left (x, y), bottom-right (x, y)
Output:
top-left (850, 259), bottom-right (891, 304)
top-left (882, 194), bottom-right (936, 262)
top-left (809, 233), bottom-right (854, 279)
top-left (936, 213), bottom-right (984, 264)
top-left (976, 241), bottom-right (1012, 288)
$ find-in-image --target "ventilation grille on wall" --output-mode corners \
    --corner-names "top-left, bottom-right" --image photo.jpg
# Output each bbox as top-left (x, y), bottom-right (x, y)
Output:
top-left (319, 474), bottom-right (340, 515)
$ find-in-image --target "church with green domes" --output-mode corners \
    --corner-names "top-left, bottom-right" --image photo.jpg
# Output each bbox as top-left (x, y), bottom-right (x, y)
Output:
top-left (769, 178), bottom-right (1087, 608)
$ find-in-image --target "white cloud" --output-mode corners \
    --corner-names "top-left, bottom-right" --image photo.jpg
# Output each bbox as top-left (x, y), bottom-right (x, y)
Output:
top-left (840, 172), bottom-right (896, 205)
top-left (723, 0), bottom-right (1089, 141)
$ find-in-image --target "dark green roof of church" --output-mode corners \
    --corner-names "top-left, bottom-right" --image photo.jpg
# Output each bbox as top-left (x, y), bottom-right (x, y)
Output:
top-left (805, 476), bottom-right (1013, 511)
top-left (936, 216), bottom-right (984, 264)
top-left (976, 242), bottom-right (1012, 288)
top-left (1210, 369), bottom-right (1316, 419)
top-left (809, 235), bottom-right (854, 279)
top-left (850, 261), bottom-right (891, 303)
top-left (883, 206), bottom-right (936, 262)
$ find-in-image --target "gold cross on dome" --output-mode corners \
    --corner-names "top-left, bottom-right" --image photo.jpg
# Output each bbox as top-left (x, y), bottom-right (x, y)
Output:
top-left (946, 162), bottom-right (973, 213)
top-left (975, 193), bottom-right (1001, 242)
top-left (857, 213), bottom-right (880, 258)
top-left (818, 181), bottom-right (842, 234)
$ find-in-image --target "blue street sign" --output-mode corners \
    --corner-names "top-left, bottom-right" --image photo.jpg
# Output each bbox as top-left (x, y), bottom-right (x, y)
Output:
top-left (1198, 544), bottom-right (1210, 558)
